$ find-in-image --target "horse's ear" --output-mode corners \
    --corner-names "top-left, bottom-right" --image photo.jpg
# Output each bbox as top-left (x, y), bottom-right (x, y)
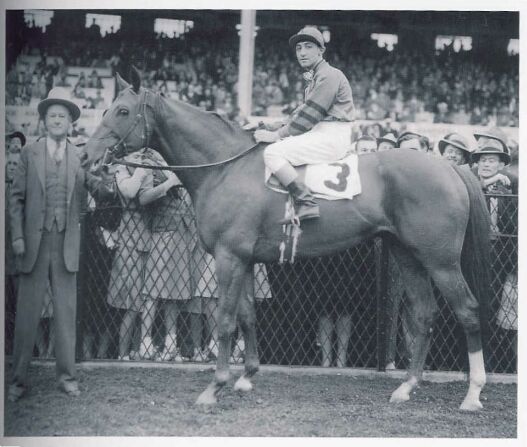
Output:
top-left (115, 72), bottom-right (130, 92)
top-left (130, 66), bottom-right (141, 94)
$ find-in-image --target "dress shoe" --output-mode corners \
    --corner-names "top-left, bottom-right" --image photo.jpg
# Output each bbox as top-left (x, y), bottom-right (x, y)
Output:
top-left (7, 384), bottom-right (26, 402)
top-left (58, 380), bottom-right (80, 397)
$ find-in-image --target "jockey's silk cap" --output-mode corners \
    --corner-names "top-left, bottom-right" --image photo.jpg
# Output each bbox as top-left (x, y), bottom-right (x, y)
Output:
top-left (472, 133), bottom-right (510, 165)
top-left (289, 26), bottom-right (326, 50)
top-left (38, 87), bottom-right (81, 122)
top-left (377, 133), bottom-right (397, 146)
top-left (438, 132), bottom-right (471, 155)
top-left (7, 131), bottom-right (26, 147)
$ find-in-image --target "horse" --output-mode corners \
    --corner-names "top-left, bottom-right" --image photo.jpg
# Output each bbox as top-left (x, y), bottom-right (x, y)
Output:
top-left (81, 68), bottom-right (492, 411)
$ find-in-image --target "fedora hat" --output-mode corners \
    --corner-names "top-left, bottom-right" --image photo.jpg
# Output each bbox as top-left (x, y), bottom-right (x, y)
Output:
top-left (7, 131), bottom-right (26, 147)
top-left (471, 135), bottom-right (510, 165)
top-left (438, 132), bottom-right (471, 155)
top-left (289, 26), bottom-right (326, 50)
top-left (38, 87), bottom-right (81, 122)
top-left (377, 132), bottom-right (397, 146)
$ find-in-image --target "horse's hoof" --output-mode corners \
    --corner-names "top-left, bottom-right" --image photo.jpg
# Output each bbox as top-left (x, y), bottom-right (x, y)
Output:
top-left (459, 399), bottom-right (483, 411)
top-left (389, 389), bottom-right (410, 403)
top-left (196, 391), bottom-right (217, 406)
top-left (234, 375), bottom-right (253, 393)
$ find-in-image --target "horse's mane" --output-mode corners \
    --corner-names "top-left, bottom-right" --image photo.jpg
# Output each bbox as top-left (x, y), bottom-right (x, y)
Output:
top-left (155, 90), bottom-right (253, 143)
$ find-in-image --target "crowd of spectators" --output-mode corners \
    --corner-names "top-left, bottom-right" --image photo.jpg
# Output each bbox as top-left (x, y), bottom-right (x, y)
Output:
top-left (6, 25), bottom-right (519, 127)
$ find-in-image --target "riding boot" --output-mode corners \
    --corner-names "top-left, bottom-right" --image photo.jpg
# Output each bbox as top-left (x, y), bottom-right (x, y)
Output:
top-left (286, 179), bottom-right (320, 222)
top-left (273, 165), bottom-right (320, 224)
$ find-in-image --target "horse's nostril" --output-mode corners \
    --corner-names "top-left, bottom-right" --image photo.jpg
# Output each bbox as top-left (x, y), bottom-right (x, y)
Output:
top-left (80, 152), bottom-right (88, 162)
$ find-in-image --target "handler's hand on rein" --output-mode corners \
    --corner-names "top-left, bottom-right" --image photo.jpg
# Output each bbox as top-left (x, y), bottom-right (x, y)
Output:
top-left (164, 170), bottom-right (181, 189)
top-left (254, 129), bottom-right (280, 143)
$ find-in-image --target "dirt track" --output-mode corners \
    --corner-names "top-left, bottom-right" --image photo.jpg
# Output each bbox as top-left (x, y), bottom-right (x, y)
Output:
top-left (4, 364), bottom-right (517, 437)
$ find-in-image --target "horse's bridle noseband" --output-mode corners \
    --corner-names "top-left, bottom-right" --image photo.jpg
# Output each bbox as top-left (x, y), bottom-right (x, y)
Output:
top-left (101, 89), bottom-right (156, 167)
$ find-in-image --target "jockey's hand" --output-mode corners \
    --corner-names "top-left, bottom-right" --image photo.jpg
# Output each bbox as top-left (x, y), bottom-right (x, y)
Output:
top-left (254, 129), bottom-right (280, 143)
top-left (264, 121), bottom-right (285, 131)
top-left (242, 122), bottom-right (260, 131)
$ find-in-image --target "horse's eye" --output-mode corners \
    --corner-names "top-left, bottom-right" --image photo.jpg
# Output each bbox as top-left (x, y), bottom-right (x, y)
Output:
top-left (119, 109), bottom-right (129, 116)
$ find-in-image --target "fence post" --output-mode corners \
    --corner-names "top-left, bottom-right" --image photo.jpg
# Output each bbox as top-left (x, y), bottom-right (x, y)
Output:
top-left (376, 236), bottom-right (389, 371)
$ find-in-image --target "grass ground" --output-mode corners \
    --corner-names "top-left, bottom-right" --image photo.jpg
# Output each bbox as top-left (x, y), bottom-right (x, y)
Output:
top-left (3, 363), bottom-right (517, 437)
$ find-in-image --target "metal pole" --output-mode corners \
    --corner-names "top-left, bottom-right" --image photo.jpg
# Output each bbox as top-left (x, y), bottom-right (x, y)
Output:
top-left (376, 236), bottom-right (389, 371)
top-left (237, 10), bottom-right (256, 117)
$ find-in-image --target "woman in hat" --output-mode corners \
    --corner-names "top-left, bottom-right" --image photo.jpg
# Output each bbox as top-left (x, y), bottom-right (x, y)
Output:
top-left (253, 26), bottom-right (354, 223)
top-left (438, 132), bottom-right (472, 166)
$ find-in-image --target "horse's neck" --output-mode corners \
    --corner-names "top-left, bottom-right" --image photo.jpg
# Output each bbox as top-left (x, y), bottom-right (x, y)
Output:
top-left (155, 97), bottom-right (253, 196)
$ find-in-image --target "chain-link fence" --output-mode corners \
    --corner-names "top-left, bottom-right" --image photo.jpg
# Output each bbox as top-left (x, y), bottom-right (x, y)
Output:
top-left (4, 190), bottom-right (517, 374)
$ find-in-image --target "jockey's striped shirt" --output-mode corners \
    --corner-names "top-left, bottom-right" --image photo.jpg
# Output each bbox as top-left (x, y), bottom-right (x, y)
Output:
top-left (278, 59), bottom-right (354, 138)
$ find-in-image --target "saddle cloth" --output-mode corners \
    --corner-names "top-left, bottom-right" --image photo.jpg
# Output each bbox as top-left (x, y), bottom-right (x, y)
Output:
top-left (265, 153), bottom-right (361, 200)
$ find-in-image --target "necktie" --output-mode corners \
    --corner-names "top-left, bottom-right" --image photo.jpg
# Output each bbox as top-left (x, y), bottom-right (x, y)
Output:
top-left (53, 140), bottom-right (64, 164)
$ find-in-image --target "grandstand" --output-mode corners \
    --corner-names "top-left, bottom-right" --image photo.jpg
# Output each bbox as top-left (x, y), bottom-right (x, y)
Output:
top-left (5, 9), bottom-right (519, 146)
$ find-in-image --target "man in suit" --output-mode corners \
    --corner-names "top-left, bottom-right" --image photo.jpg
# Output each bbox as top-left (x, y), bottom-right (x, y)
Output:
top-left (8, 87), bottom-right (112, 402)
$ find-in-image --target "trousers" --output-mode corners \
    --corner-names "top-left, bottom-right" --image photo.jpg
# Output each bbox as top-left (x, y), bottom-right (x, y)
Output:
top-left (11, 224), bottom-right (77, 387)
top-left (264, 121), bottom-right (352, 173)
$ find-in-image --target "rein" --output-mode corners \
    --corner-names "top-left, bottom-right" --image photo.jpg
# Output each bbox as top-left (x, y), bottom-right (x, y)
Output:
top-left (112, 142), bottom-right (262, 171)
top-left (101, 89), bottom-right (262, 172)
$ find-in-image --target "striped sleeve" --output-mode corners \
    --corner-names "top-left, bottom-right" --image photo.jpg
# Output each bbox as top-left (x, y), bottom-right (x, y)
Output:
top-left (278, 72), bottom-right (338, 137)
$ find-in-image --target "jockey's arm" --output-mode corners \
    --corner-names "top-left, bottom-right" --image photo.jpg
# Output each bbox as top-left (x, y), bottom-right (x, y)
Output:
top-left (277, 71), bottom-right (336, 139)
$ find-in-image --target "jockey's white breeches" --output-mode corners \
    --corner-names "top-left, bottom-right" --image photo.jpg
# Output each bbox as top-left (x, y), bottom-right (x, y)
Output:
top-left (264, 121), bottom-right (352, 173)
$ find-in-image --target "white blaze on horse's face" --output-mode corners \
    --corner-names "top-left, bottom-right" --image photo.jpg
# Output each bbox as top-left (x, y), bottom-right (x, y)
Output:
top-left (296, 41), bottom-right (324, 70)
top-left (89, 88), bottom-right (145, 166)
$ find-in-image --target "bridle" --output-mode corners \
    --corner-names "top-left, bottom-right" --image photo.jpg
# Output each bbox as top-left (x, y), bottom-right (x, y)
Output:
top-left (101, 88), bottom-right (155, 168)
top-left (99, 88), bottom-right (262, 172)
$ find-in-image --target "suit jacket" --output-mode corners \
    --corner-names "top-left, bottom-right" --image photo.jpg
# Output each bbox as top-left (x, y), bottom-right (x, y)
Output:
top-left (10, 138), bottom-right (92, 273)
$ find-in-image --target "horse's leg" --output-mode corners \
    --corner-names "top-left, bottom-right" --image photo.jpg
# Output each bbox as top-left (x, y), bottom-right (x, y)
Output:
top-left (429, 266), bottom-right (486, 411)
top-left (196, 249), bottom-right (247, 405)
top-left (234, 268), bottom-right (260, 392)
top-left (388, 242), bottom-right (438, 404)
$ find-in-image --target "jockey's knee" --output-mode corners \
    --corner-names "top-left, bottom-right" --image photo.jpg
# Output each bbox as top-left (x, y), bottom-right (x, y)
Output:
top-left (264, 143), bottom-right (288, 173)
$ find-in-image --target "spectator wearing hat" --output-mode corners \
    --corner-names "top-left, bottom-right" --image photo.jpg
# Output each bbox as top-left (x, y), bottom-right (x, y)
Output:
top-left (254, 26), bottom-right (354, 223)
top-left (7, 131), bottom-right (26, 154)
top-left (356, 135), bottom-right (378, 155)
top-left (377, 133), bottom-right (397, 152)
top-left (472, 132), bottom-right (512, 193)
top-left (472, 131), bottom-right (516, 372)
top-left (397, 131), bottom-right (430, 153)
top-left (8, 87), bottom-right (114, 402)
top-left (438, 133), bottom-right (472, 166)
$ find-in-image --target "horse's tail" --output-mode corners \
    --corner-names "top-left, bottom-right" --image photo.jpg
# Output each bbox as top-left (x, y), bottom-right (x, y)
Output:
top-left (452, 165), bottom-right (492, 350)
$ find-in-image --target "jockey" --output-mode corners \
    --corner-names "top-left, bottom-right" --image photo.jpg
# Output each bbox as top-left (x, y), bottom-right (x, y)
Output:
top-left (254, 26), bottom-right (354, 222)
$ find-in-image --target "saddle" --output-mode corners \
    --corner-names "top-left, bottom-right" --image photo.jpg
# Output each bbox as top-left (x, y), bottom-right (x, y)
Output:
top-left (265, 153), bottom-right (362, 201)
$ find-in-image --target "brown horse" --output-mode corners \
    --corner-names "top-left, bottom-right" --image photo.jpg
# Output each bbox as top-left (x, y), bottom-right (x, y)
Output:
top-left (81, 69), bottom-right (491, 411)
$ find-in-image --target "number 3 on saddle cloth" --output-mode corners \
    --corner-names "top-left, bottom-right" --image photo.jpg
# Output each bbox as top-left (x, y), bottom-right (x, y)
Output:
top-left (265, 153), bottom-right (362, 263)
